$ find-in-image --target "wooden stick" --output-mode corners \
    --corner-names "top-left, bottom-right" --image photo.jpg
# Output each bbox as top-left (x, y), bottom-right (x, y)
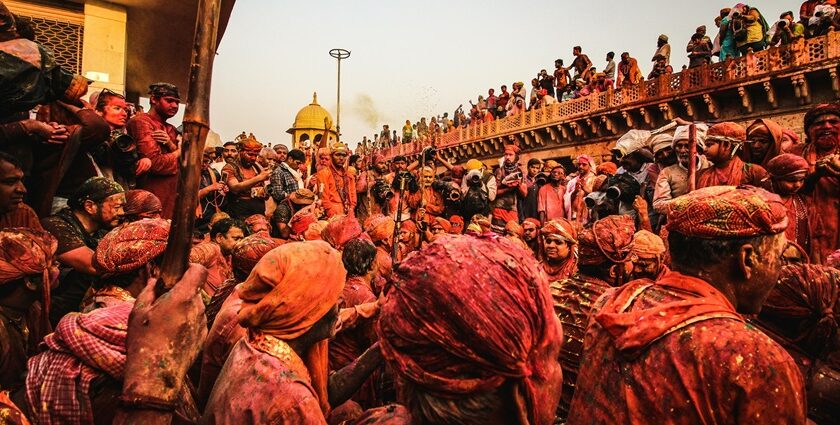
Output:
top-left (158, 0), bottom-right (222, 292)
top-left (688, 123), bottom-right (697, 193)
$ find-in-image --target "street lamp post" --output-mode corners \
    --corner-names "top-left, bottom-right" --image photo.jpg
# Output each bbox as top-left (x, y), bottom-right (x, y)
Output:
top-left (329, 48), bottom-right (351, 141)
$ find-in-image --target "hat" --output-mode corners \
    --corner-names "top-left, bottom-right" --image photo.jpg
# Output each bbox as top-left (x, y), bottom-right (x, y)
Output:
top-left (273, 144), bottom-right (289, 153)
top-left (94, 218), bottom-right (170, 274)
top-left (650, 133), bottom-right (674, 154)
top-left (673, 123), bottom-right (709, 151)
top-left (630, 230), bottom-right (666, 258)
top-left (465, 159), bottom-right (484, 171)
top-left (614, 129), bottom-right (654, 160)
top-left (432, 217), bottom-right (452, 233)
top-left (123, 189), bottom-right (162, 218)
top-left (504, 144), bottom-right (521, 155)
top-left (706, 122), bottom-right (746, 145)
top-left (766, 153), bottom-right (809, 179)
top-left (68, 177), bottom-right (124, 210)
top-left (148, 82), bottom-right (180, 100)
top-left (667, 186), bottom-right (788, 238)
top-left (804, 103), bottom-right (840, 132)
top-left (596, 162), bottom-right (618, 176)
top-left (239, 133), bottom-right (262, 151)
top-left (658, 34), bottom-right (669, 42)
top-left (578, 215), bottom-right (635, 265)
top-left (332, 143), bottom-right (350, 155)
top-left (544, 160), bottom-right (560, 170)
top-left (289, 189), bottom-right (316, 205)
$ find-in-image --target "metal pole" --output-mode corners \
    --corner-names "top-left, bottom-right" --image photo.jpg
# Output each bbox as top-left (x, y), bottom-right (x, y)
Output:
top-left (329, 48), bottom-right (350, 142)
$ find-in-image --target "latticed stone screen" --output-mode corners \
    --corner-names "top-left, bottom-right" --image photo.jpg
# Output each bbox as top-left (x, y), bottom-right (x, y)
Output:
top-left (18, 15), bottom-right (84, 74)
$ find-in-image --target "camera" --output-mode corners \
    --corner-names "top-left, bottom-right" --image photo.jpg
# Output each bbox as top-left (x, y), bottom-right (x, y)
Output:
top-left (421, 147), bottom-right (437, 164)
top-left (465, 169), bottom-right (484, 186)
top-left (534, 172), bottom-right (550, 186)
top-left (371, 180), bottom-right (394, 203)
top-left (433, 181), bottom-right (461, 202)
top-left (604, 173), bottom-right (641, 205)
top-left (392, 171), bottom-right (419, 193)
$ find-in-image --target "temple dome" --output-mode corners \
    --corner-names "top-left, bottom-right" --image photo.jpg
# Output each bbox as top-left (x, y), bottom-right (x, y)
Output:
top-left (289, 92), bottom-right (335, 133)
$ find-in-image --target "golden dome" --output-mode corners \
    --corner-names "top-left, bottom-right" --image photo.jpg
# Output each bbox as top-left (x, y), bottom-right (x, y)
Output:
top-left (289, 92), bottom-right (336, 133)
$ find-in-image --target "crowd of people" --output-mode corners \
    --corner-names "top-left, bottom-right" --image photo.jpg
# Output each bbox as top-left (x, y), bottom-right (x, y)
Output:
top-left (358, 0), bottom-right (840, 155)
top-left (1, 0), bottom-right (840, 423)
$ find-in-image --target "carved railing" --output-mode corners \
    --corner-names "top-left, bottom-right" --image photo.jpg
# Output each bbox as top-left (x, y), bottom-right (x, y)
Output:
top-left (380, 31), bottom-right (840, 159)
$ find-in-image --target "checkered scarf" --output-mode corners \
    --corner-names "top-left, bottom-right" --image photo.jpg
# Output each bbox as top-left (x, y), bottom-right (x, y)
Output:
top-left (26, 303), bottom-right (130, 424)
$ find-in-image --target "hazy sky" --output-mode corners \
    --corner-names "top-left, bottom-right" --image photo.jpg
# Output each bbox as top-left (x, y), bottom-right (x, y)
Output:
top-left (207, 0), bottom-right (794, 148)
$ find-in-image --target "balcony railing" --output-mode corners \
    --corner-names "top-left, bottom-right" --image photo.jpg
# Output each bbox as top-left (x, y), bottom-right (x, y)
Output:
top-left (380, 30), bottom-right (840, 159)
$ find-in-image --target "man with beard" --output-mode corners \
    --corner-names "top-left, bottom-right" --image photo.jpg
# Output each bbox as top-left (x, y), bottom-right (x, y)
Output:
top-left (355, 153), bottom-right (389, 222)
top-left (41, 177), bottom-right (125, 325)
top-left (522, 218), bottom-right (541, 258)
top-left (267, 148), bottom-right (306, 204)
top-left (197, 149), bottom-right (228, 233)
top-left (538, 164), bottom-right (566, 224)
top-left (415, 166), bottom-right (446, 225)
top-left (568, 186), bottom-right (805, 424)
top-left (316, 143), bottom-right (357, 218)
top-left (492, 145), bottom-right (527, 233)
top-left (126, 83), bottom-right (181, 218)
top-left (564, 155), bottom-right (598, 225)
top-left (628, 229), bottom-right (668, 280)
top-left (789, 104), bottom-right (840, 264)
top-left (223, 134), bottom-right (271, 219)
top-left (652, 124), bottom-right (710, 215)
top-left (213, 141), bottom-right (238, 174)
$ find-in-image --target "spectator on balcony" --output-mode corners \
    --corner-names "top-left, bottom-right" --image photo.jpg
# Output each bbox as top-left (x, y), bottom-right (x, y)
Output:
top-left (507, 96), bottom-right (526, 117)
top-left (652, 34), bottom-right (671, 65)
top-left (538, 89), bottom-right (558, 108)
top-left (380, 124), bottom-right (391, 147)
top-left (603, 51), bottom-right (616, 81)
top-left (687, 31), bottom-right (713, 68)
top-left (807, 1), bottom-right (838, 37)
top-left (735, 5), bottom-right (769, 55)
top-left (486, 88), bottom-right (497, 116)
top-left (401, 120), bottom-right (413, 144)
top-left (648, 54), bottom-right (674, 79)
top-left (719, 7), bottom-right (740, 60)
top-left (589, 73), bottom-right (613, 93)
top-left (529, 78), bottom-right (541, 110)
top-left (417, 117), bottom-right (428, 139)
top-left (496, 85), bottom-right (510, 118)
top-left (539, 69), bottom-right (555, 99)
top-left (770, 11), bottom-right (805, 46)
top-left (393, 129), bottom-right (399, 143)
top-left (616, 52), bottom-right (643, 87)
top-left (573, 79), bottom-right (591, 99)
top-left (800, 0), bottom-right (821, 23)
top-left (554, 60), bottom-right (571, 100)
top-left (567, 46), bottom-right (593, 82)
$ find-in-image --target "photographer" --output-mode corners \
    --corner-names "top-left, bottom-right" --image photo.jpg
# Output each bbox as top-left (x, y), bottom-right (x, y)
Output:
top-left (770, 11), bottom-right (805, 46)
top-left (492, 145), bottom-right (527, 233)
top-left (459, 159), bottom-right (496, 226)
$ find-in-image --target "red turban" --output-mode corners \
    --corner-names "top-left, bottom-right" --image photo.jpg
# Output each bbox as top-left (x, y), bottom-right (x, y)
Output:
top-left (378, 235), bottom-right (563, 425)
top-left (505, 220), bottom-right (524, 237)
top-left (760, 264), bottom-right (839, 357)
top-left (541, 218), bottom-right (578, 245)
top-left (595, 162), bottom-right (618, 176)
top-left (189, 242), bottom-right (227, 294)
top-left (123, 189), bottom-right (162, 218)
top-left (667, 186), bottom-right (788, 238)
top-left (630, 230), bottom-right (666, 258)
top-left (0, 228), bottom-right (57, 284)
top-left (290, 210), bottom-right (318, 236)
top-left (504, 144), bottom-right (521, 155)
top-left (321, 214), bottom-right (363, 250)
top-left (244, 214), bottom-right (270, 234)
top-left (706, 121), bottom-right (746, 144)
top-left (94, 218), bottom-right (170, 274)
top-left (365, 214), bottom-right (395, 243)
top-left (449, 215), bottom-right (464, 234)
top-left (400, 219), bottom-right (418, 233)
top-left (523, 218), bottom-right (541, 230)
top-left (766, 153), bottom-right (809, 178)
top-left (371, 154), bottom-right (386, 165)
top-left (451, 166), bottom-right (466, 181)
top-left (578, 215), bottom-right (635, 265)
top-left (231, 235), bottom-right (281, 278)
top-left (804, 103), bottom-right (840, 131)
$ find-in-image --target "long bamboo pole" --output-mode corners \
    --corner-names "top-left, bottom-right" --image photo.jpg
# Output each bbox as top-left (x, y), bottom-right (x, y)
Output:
top-left (158, 0), bottom-right (222, 292)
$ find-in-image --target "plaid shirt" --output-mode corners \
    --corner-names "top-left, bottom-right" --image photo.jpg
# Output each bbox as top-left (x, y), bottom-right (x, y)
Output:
top-left (267, 163), bottom-right (300, 203)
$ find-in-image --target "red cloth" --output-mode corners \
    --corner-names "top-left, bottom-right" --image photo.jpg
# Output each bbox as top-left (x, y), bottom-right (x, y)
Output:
top-left (197, 289), bottom-right (246, 408)
top-left (578, 215), bottom-right (634, 265)
top-left (788, 138), bottom-right (839, 264)
top-left (237, 241), bottom-right (345, 413)
top-left (126, 112), bottom-right (180, 219)
top-left (329, 276), bottom-right (378, 408)
top-left (321, 214), bottom-right (363, 251)
top-left (378, 235), bottom-right (563, 425)
top-left (0, 204), bottom-right (43, 231)
top-left (540, 219), bottom-right (579, 281)
top-left (244, 214), bottom-right (270, 234)
top-left (189, 242), bottom-right (229, 295)
top-left (696, 156), bottom-right (770, 189)
top-left (122, 189), bottom-right (162, 219)
top-left (567, 271), bottom-right (807, 424)
top-left (449, 215), bottom-right (464, 234)
top-left (0, 227), bottom-right (56, 284)
top-left (537, 184), bottom-right (566, 221)
top-left (364, 214), bottom-right (395, 243)
top-left (666, 186), bottom-right (788, 238)
top-left (290, 209), bottom-right (318, 236)
top-left (315, 164), bottom-right (357, 218)
top-left (230, 234), bottom-right (280, 278)
top-left (766, 153), bottom-right (809, 178)
top-left (743, 119), bottom-right (784, 167)
top-left (93, 218), bottom-right (169, 274)
top-left (26, 303), bottom-right (130, 425)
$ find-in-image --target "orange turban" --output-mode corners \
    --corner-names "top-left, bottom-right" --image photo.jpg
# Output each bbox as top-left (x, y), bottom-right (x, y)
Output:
top-left (630, 230), bottom-right (666, 258)
top-left (667, 186), bottom-right (788, 238)
top-left (365, 214), bottom-right (395, 243)
top-left (231, 235), bottom-right (281, 279)
top-left (321, 215), bottom-right (363, 251)
top-left (578, 215), bottom-right (635, 265)
top-left (432, 217), bottom-right (452, 233)
top-left (0, 228), bottom-right (57, 284)
top-left (541, 218), bottom-right (578, 245)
